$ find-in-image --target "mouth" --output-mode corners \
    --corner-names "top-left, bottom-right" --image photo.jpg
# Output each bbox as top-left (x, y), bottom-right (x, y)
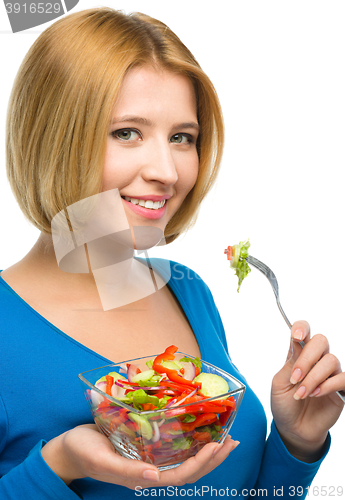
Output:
top-left (121, 195), bottom-right (169, 220)
top-left (122, 196), bottom-right (166, 210)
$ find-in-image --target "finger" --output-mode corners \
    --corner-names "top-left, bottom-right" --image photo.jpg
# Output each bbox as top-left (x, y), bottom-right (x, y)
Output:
top-left (292, 352), bottom-right (341, 400)
top-left (289, 333), bottom-right (330, 386)
top-left (157, 437), bottom-right (239, 487)
top-left (291, 320), bottom-right (311, 344)
top-left (309, 369), bottom-right (345, 403)
top-left (185, 436), bottom-right (240, 484)
top-left (68, 429), bottom-right (161, 486)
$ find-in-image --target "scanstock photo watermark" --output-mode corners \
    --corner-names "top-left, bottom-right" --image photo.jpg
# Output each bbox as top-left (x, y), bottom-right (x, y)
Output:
top-left (134, 485), bottom-right (344, 497)
top-left (3, 0), bottom-right (79, 32)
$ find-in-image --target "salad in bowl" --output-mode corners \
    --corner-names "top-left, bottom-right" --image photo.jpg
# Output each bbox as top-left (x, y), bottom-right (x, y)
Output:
top-left (79, 345), bottom-right (245, 470)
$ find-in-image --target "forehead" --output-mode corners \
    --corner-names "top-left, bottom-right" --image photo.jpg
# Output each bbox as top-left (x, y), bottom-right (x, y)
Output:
top-left (111, 66), bottom-right (198, 121)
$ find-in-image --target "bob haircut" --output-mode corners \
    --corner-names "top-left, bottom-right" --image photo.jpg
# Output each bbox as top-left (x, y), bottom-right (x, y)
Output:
top-left (6, 7), bottom-right (224, 244)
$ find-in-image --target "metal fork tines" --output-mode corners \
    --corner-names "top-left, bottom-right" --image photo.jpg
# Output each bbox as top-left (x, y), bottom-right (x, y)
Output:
top-left (245, 254), bottom-right (345, 404)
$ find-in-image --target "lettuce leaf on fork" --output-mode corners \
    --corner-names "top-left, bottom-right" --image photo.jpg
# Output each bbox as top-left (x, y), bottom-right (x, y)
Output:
top-left (227, 239), bottom-right (251, 292)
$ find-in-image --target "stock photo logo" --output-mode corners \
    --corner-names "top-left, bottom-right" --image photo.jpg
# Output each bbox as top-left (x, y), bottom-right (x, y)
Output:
top-left (51, 189), bottom-right (171, 311)
top-left (4, 0), bottom-right (79, 33)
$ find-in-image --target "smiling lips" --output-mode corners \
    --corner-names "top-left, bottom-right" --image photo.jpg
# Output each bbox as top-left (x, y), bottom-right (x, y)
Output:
top-left (123, 196), bottom-right (166, 210)
top-left (122, 195), bottom-right (169, 220)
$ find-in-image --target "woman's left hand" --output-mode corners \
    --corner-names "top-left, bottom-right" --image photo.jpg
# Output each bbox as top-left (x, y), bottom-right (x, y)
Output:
top-left (271, 320), bottom-right (344, 462)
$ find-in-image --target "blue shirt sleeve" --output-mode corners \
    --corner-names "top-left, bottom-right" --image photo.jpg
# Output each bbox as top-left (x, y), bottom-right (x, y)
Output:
top-left (0, 440), bottom-right (83, 500)
top-left (252, 421), bottom-right (331, 499)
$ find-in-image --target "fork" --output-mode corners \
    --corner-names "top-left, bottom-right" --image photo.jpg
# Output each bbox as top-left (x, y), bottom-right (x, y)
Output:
top-left (245, 254), bottom-right (345, 404)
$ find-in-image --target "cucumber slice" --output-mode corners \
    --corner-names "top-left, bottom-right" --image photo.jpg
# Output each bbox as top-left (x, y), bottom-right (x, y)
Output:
top-left (128, 413), bottom-right (153, 440)
top-left (117, 423), bottom-right (136, 440)
top-left (161, 360), bottom-right (182, 371)
top-left (193, 373), bottom-right (229, 398)
top-left (131, 369), bottom-right (155, 383)
top-left (95, 372), bottom-right (126, 386)
top-left (231, 244), bottom-right (241, 269)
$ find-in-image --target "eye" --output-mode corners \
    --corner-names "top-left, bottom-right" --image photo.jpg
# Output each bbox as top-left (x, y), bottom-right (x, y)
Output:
top-left (111, 129), bottom-right (141, 141)
top-left (170, 133), bottom-right (194, 144)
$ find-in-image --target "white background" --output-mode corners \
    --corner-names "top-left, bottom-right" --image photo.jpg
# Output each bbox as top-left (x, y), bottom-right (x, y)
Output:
top-left (1, 1), bottom-right (344, 496)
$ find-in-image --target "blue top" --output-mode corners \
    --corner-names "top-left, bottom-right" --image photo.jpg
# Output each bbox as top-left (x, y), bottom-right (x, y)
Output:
top-left (0, 259), bottom-right (330, 499)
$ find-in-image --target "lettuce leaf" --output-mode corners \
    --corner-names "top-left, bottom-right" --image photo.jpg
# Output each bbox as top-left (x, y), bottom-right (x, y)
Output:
top-left (179, 356), bottom-right (202, 369)
top-left (230, 239), bottom-right (251, 292)
top-left (171, 437), bottom-right (193, 450)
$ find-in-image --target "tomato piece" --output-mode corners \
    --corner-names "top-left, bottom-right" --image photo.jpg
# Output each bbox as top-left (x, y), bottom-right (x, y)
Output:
top-left (193, 431), bottom-right (212, 442)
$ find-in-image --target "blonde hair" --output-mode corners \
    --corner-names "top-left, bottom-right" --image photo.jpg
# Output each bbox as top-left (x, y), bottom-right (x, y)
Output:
top-left (6, 8), bottom-right (224, 243)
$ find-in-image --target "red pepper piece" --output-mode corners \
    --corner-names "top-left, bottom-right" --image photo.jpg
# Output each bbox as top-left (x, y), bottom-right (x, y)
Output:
top-left (159, 381), bottom-right (194, 393)
top-left (209, 398), bottom-right (236, 408)
top-left (105, 375), bottom-right (114, 396)
top-left (165, 403), bottom-right (227, 419)
top-left (96, 399), bottom-right (112, 412)
top-left (119, 408), bottom-right (129, 418)
top-left (153, 345), bottom-right (201, 389)
top-left (127, 422), bottom-right (140, 432)
top-left (142, 403), bottom-right (156, 411)
top-left (156, 389), bottom-right (181, 397)
top-left (178, 412), bottom-right (218, 432)
top-left (219, 406), bottom-right (233, 426)
top-left (176, 394), bottom-right (204, 406)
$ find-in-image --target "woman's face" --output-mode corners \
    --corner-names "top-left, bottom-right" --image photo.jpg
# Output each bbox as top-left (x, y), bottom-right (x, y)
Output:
top-left (103, 65), bottom-right (200, 234)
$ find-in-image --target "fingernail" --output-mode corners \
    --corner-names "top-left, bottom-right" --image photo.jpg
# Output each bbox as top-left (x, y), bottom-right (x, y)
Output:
top-left (290, 368), bottom-right (302, 385)
top-left (212, 443), bottom-right (224, 457)
top-left (309, 387), bottom-right (321, 397)
top-left (293, 329), bottom-right (304, 341)
top-left (294, 385), bottom-right (306, 400)
top-left (143, 469), bottom-right (159, 481)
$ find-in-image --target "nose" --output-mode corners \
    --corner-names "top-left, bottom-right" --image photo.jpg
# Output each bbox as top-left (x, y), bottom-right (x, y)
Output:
top-left (141, 139), bottom-right (178, 186)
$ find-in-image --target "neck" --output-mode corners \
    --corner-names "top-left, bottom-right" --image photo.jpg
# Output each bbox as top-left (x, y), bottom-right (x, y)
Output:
top-left (21, 232), bottom-right (156, 311)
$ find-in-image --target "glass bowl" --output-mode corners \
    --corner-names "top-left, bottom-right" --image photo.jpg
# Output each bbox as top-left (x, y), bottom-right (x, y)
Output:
top-left (78, 352), bottom-right (245, 470)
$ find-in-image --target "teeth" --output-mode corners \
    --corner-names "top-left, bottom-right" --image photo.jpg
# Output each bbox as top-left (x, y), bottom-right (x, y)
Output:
top-left (124, 197), bottom-right (166, 210)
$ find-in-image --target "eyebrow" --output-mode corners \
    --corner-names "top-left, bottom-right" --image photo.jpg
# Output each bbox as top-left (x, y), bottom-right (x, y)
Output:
top-left (111, 115), bottom-right (200, 132)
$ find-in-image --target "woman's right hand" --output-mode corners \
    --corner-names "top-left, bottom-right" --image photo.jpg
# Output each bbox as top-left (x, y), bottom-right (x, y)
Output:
top-left (41, 424), bottom-right (239, 489)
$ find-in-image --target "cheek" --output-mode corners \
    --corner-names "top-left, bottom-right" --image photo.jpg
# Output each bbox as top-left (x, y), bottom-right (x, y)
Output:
top-left (102, 145), bottom-right (135, 191)
top-left (180, 153), bottom-right (199, 194)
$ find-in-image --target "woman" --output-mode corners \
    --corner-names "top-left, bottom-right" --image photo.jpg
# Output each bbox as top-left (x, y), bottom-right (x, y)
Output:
top-left (0, 8), bottom-right (343, 499)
